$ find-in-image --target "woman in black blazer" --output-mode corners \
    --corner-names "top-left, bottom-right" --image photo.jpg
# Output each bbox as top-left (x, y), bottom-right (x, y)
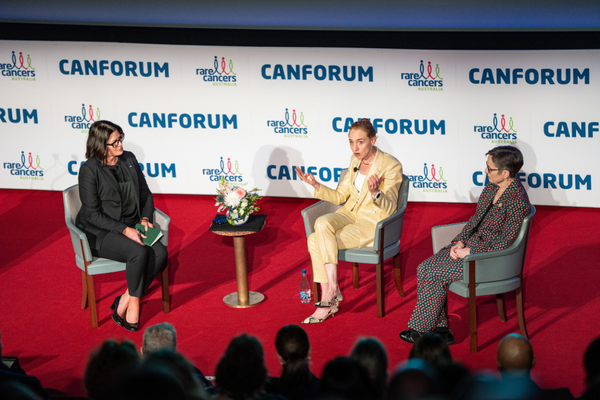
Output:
top-left (76, 120), bottom-right (168, 331)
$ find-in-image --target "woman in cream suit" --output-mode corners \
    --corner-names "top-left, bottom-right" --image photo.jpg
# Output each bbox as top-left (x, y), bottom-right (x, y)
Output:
top-left (295, 119), bottom-right (403, 324)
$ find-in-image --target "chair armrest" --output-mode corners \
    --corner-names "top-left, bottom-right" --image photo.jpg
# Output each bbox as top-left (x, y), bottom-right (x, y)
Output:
top-left (431, 222), bottom-right (467, 254)
top-left (66, 221), bottom-right (94, 262)
top-left (153, 208), bottom-right (170, 246)
top-left (373, 202), bottom-right (408, 251)
top-left (300, 201), bottom-right (341, 238)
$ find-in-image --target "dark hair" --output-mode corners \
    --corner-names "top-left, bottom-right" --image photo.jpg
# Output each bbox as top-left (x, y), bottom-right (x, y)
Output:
top-left (143, 322), bottom-right (177, 355)
top-left (320, 356), bottom-right (374, 400)
top-left (275, 325), bottom-right (311, 400)
top-left (142, 349), bottom-right (207, 399)
top-left (85, 120), bottom-right (124, 165)
top-left (84, 339), bottom-right (141, 400)
top-left (350, 118), bottom-right (377, 138)
top-left (409, 333), bottom-right (452, 366)
top-left (350, 337), bottom-right (388, 398)
top-left (215, 334), bottom-right (267, 400)
top-left (486, 146), bottom-right (524, 178)
top-left (585, 336), bottom-right (600, 387)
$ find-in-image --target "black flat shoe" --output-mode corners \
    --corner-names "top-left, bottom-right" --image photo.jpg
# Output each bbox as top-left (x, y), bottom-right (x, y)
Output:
top-left (110, 295), bottom-right (124, 327)
top-left (399, 329), bottom-right (423, 344)
top-left (434, 327), bottom-right (456, 345)
top-left (123, 315), bottom-right (139, 332)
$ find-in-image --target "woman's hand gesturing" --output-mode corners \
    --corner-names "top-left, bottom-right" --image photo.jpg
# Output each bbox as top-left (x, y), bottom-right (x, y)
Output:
top-left (295, 166), bottom-right (321, 191)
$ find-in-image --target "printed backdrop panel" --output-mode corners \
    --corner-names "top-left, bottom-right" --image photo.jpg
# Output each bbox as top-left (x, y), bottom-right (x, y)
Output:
top-left (0, 41), bottom-right (598, 207)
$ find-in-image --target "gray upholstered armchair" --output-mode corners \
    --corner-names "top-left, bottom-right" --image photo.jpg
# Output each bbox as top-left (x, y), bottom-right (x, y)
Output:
top-left (432, 205), bottom-right (536, 352)
top-left (63, 184), bottom-right (171, 328)
top-left (301, 170), bottom-right (409, 317)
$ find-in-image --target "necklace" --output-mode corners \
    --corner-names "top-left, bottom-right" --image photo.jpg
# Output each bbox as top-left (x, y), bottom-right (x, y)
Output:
top-left (362, 149), bottom-right (376, 165)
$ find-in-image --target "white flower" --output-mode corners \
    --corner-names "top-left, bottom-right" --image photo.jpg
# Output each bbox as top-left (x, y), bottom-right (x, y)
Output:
top-left (224, 192), bottom-right (241, 208)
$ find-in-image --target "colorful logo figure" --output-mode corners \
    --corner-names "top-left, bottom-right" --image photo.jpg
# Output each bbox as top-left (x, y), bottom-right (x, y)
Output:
top-left (196, 56), bottom-right (237, 85)
top-left (474, 113), bottom-right (517, 142)
top-left (81, 103), bottom-right (100, 123)
top-left (418, 60), bottom-right (442, 80)
top-left (203, 157), bottom-right (243, 182)
top-left (3, 151), bottom-right (44, 179)
top-left (408, 162), bottom-right (448, 191)
top-left (2, 51), bottom-right (36, 79)
top-left (7, 51), bottom-right (35, 71)
top-left (267, 108), bottom-right (308, 137)
top-left (64, 104), bottom-right (101, 130)
top-left (401, 60), bottom-right (443, 90)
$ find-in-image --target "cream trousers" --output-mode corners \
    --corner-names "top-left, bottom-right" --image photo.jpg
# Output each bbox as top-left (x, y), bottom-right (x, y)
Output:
top-left (307, 212), bottom-right (362, 283)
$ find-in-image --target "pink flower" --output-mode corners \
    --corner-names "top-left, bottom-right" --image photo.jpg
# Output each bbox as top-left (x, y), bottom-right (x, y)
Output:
top-left (235, 188), bottom-right (246, 197)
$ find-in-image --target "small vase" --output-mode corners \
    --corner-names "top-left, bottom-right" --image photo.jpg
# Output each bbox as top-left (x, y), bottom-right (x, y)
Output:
top-left (227, 210), bottom-right (249, 226)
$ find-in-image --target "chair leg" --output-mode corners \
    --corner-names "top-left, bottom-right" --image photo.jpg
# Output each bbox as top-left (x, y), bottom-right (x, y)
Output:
top-left (497, 293), bottom-right (507, 322)
top-left (85, 273), bottom-right (98, 329)
top-left (81, 270), bottom-right (89, 309)
top-left (393, 253), bottom-right (405, 298)
top-left (468, 261), bottom-right (477, 353)
top-left (313, 281), bottom-right (320, 302)
top-left (516, 285), bottom-right (529, 338)
top-left (352, 263), bottom-right (360, 289)
top-left (161, 263), bottom-right (170, 313)
top-left (376, 262), bottom-right (385, 318)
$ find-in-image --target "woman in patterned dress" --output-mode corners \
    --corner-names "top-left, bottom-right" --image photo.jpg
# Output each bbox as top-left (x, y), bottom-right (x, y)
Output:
top-left (400, 146), bottom-right (531, 344)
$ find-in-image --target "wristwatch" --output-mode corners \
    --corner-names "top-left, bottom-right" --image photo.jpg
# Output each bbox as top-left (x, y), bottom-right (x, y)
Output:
top-left (372, 191), bottom-right (381, 200)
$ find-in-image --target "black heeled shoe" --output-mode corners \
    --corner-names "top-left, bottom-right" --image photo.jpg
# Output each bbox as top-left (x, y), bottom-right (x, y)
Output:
top-left (110, 295), bottom-right (124, 327)
top-left (399, 329), bottom-right (423, 344)
top-left (123, 315), bottom-right (139, 332)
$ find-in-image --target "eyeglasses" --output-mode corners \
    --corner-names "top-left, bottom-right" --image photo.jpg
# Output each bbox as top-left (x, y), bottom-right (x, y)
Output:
top-left (107, 134), bottom-right (124, 148)
top-left (486, 164), bottom-right (501, 172)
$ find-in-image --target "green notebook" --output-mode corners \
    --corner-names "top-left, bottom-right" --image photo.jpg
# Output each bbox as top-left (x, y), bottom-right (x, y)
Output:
top-left (135, 223), bottom-right (164, 246)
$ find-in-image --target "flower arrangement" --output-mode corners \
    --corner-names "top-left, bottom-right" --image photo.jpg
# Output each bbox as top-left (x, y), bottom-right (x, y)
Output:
top-left (215, 177), bottom-right (261, 225)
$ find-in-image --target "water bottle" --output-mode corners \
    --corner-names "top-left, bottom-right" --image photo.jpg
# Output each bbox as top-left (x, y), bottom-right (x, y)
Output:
top-left (300, 269), bottom-right (312, 303)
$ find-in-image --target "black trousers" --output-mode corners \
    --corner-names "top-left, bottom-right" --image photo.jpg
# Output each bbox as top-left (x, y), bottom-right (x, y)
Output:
top-left (94, 232), bottom-right (168, 298)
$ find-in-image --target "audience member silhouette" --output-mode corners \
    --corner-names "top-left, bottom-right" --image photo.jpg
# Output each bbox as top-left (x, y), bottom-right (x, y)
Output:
top-left (319, 356), bottom-right (374, 400)
top-left (83, 339), bottom-right (141, 400)
top-left (0, 333), bottom-right (49, 400)
top-left (266, 325), bottom-right (319, 400)
top-left (142, 322), bottom-right (213, 393)
top-left (580, 335), bottom-right (600, 400)
top-left (388, 359), bottom-right (439, 400)
top-left (215, 333), bottom-right (284, 400)
top-left (408, 332), bottom-right (452, 367)
top-left (142, 349), bottom-right (209, 399)
top-left (349, 337), bottom-right (388, 399)
top-left (497, 333), bottom-right (573, 400)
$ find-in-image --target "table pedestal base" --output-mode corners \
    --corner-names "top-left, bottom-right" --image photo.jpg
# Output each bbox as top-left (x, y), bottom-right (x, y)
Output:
top-left (223, 291), bottom-right (265, 308)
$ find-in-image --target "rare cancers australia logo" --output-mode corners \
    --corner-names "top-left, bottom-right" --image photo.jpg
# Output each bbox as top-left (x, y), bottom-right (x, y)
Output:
top-left (3, 151), bottom-right (44, 180)
top-left (401, 60), bottom-right (443, 91)
top-left (196, 56), bottom-right (237, 86)
top-left (407, 163), bottom-right (447, 192)
top-left (64, 104), bottom-right (101, 131)
top-left (267, 109), bottom-right (308, 138)
top-left (203, 157), bottom-right (243, 182)
top-left (1, 51), bottom-right (36, 80)
top-left (474, 113), bottom-right (517, 143)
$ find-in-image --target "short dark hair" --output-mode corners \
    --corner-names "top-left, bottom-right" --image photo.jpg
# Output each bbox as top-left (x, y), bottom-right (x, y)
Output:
top-left (215, 334), bottom-right (267, 399)
top-left (85, 120), bottom-right (124, 165)
top-left (84, 339), bottom-right (141, 400)
top-left (486, 146), bottom-right (524, 178)
top-left (409, 333), bottom-right (452, 366)
top-left (350, 118), bottom-right (377, 138)
top-left (320, 356), bottom-right (374, 400)
top-left (143, 323), bottom-right (177, 355)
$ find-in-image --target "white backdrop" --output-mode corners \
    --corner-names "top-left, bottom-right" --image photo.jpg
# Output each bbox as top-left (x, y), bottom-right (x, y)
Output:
top-left (1, 40), bottom-right (598, 207)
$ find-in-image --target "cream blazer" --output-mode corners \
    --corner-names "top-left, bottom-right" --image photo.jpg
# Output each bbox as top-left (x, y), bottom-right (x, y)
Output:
top-left (313, 147), bottom-right (403, 248)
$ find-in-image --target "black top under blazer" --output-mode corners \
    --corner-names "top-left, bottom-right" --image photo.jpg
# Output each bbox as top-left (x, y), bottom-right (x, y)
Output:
top-left (76, 151), bottom-right (154, 251)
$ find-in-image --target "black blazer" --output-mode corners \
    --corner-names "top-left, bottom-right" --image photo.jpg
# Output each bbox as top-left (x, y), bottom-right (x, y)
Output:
top-left (76, 151), bottom-right (154, 251)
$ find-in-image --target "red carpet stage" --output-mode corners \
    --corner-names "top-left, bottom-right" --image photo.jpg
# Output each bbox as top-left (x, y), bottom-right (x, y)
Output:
top-left (0, 189), bottom-right (598, 397)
